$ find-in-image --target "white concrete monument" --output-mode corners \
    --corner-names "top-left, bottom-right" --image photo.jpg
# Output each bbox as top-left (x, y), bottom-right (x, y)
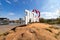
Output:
top-left (25, 9), bottom-right (40, 24)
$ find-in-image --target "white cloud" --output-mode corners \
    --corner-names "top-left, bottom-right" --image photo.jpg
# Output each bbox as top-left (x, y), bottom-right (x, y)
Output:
top-left (40, 0), bottom-right (60, 19)
top-left (42, 0), bottom-right (60, 12)
top-left (8, 12), bottom-right (15, 16)
top-left (5, 0), bottom-right (11, 4)
top-left (40, 9), bottom-right (60, 19)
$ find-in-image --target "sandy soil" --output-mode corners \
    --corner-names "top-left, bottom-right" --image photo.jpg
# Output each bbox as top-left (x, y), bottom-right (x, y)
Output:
top-left (0, 23), bottom-right (60, 40)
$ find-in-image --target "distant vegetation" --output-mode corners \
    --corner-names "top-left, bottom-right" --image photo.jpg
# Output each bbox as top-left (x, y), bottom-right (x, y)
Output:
top-left (9, 18), bottom-right (60, 24)
top-left (39, 18), bottom-right (60, 24)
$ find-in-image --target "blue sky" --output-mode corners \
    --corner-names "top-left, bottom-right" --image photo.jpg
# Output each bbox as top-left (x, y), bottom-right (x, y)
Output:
top-left (0, 0), bottom-right (60, 20)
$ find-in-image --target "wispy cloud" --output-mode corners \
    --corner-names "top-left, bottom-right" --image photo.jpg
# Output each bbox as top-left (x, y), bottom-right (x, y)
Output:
top-left (42, 0), bottom-right (60, 12)
top-left (41, 9), bottom-right (60, 19)
top-left (40, 0), bottom-right (60, 19)
top-left (5, 0), bottom-right (11, 4)
top-left (8, 12), bottom-right (15, 16)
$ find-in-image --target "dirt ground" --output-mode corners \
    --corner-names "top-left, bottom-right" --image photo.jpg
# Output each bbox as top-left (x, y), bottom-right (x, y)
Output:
top-left (0, 23), bottom-right (60, 40)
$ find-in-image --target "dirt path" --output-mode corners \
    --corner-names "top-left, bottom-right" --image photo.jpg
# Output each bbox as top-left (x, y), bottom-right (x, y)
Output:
top-left (0, 23), bottom-right (20, 34)
top-left (52, 24), bottom-right (60, 28)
